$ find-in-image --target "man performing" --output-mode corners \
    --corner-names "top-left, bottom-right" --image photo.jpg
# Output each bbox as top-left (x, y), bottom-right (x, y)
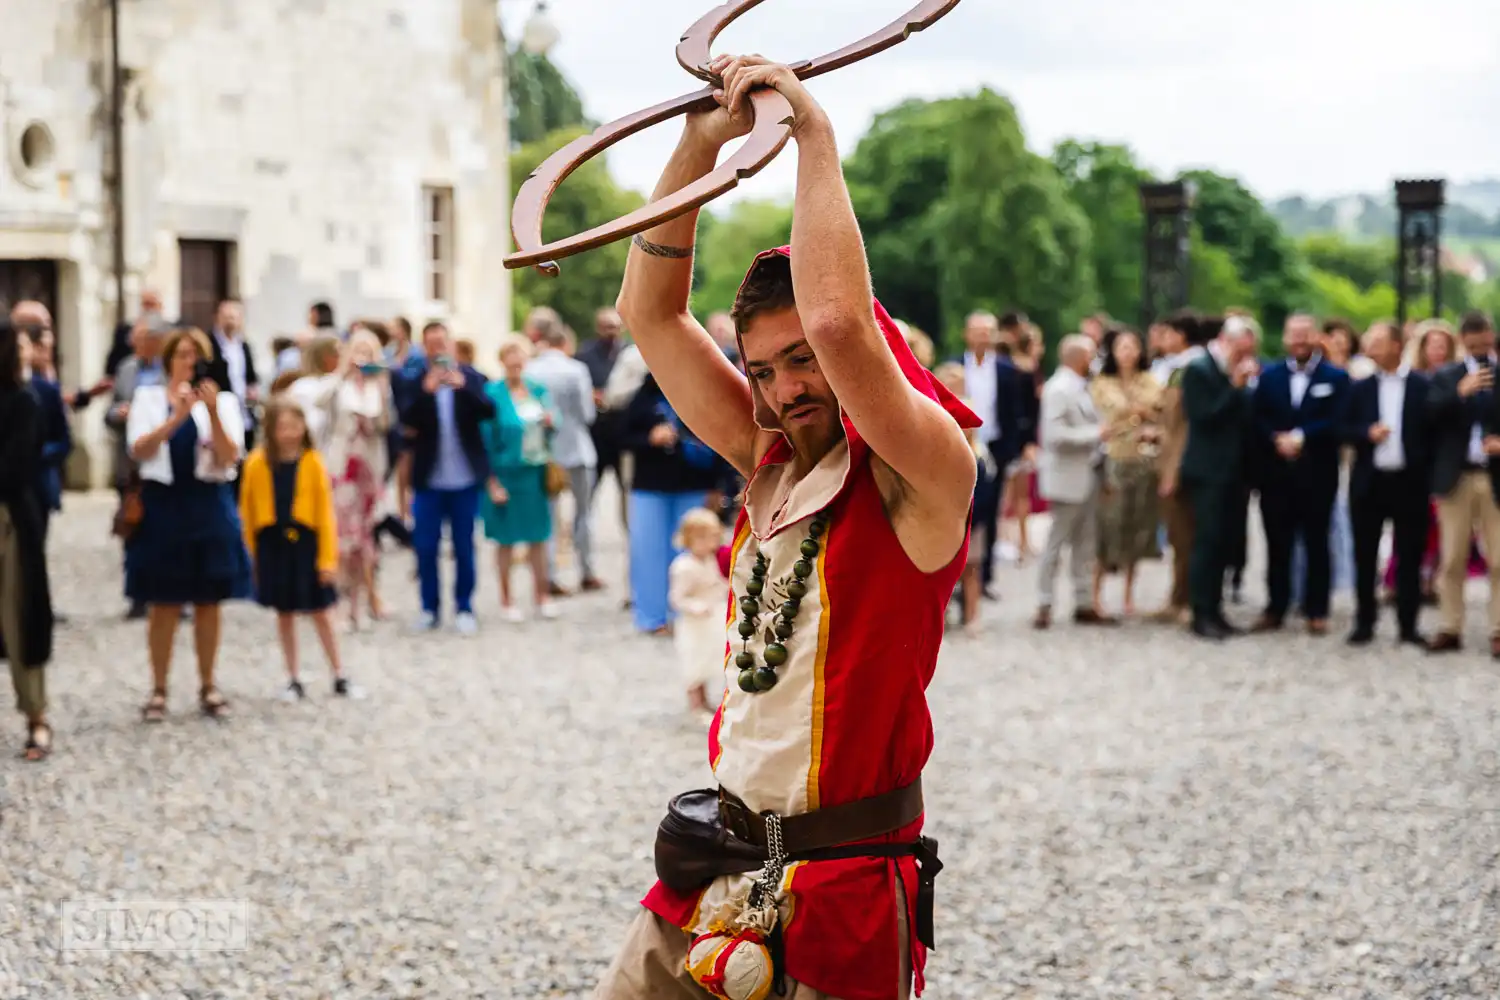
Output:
top-left (598, 55), bottom-right (979, 1000)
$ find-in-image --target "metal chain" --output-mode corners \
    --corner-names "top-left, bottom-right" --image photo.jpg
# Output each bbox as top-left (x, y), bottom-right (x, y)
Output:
top-left (748, 812), bottom-right (788, 911)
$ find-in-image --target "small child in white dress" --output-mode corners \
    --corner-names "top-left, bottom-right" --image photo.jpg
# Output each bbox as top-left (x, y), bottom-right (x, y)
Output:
top-left (668, 508), bottom-right (729, 714)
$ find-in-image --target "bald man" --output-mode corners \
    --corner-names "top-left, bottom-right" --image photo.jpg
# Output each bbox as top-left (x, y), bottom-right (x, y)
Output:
top-left (10, 305), bottom-right (72, 544)
top-left (1033, 335), bottom-right (1114, 628)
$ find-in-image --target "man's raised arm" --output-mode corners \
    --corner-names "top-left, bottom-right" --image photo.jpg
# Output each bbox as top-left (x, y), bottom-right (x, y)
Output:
top-left (615, 107), bottom-right (761, 477)
top-left (714, 56), bottom-right (975, 508)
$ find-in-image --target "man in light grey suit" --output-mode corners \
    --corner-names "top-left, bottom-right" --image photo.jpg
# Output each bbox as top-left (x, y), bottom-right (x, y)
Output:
top-left (1033, 335), bottom-right (1116, 629)
top-left (526, 324), bottom-right (605, 592)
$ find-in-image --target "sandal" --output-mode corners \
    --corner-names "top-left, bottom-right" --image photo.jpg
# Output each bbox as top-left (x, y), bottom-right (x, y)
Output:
top-left (200, 687), bottom-right (230, 720)
top-left (141, 690), bottom-right (168, 724)
top-left (22, 722), bottom-right (52, 761)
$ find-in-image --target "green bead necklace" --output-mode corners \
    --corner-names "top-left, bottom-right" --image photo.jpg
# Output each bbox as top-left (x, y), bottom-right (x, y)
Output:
top-left (733, 511), bottom-right (830, 694)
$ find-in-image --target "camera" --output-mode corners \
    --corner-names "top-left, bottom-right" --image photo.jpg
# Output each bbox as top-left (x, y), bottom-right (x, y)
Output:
top-left (192, 360), bottom-right (212, 385)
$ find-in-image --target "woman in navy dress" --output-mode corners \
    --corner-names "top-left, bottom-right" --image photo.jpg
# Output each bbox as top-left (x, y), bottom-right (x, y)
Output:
top-left (125, 327), bottom-right (252, 721)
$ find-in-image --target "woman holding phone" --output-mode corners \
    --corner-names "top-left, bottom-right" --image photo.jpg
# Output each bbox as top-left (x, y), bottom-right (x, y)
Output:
top-left (325, 330), bottom-right (394, 627)
top-left (125, 327), bottom-right (252, 721)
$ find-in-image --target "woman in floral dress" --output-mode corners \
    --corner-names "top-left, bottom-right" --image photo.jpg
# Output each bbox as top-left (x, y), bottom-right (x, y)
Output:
top-left (1090, 328), bottom-right (1164, 616)
top-left (324, 330), bottom-right (392, 629)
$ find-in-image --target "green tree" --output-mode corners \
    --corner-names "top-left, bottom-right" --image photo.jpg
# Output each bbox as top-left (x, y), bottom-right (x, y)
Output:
top-left (1052, 141), bottom-right (1150, 324)
top-left (1307, 270), bottom-right (1399, 330)
top-left (1298, 233), bottom-right (1394, 290)
top-left (507, 48), bottom-right (590, 146)
top-left (691, 199), bottom-right (794, 317)
top-left (1189, 237), bottom-right (1253, 317)
top-left (1182, 169), bottom-right (1309, 335)
top-left (509, 126), bottom-right (644, 335)
top-left (845, 90), bottom-right (1096, 357)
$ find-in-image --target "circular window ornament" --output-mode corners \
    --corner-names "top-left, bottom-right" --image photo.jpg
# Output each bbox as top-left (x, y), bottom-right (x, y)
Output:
top-left (12, 120), bottom-right (57, 188)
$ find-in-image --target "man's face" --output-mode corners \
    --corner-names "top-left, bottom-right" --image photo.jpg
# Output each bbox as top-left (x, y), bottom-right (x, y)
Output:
top-left (217, 301), bottom-right (243, 333)
top-left (1463, 325), bottom-right (1495, 359)
top-left (1158, 326), bottom-right (1186, 356)
top-left (1227, 331), bottom-right (1258, 366)
top-left (1368, 326), bottom-right (1401, 369)
top-left (741, 308), bottom-right (843, 463)
top-left (36, 329), bottom-right (54, 366)
top-left (964, 318), bottom-right (996, 355)
top-left (1081, 317), bottom-right (1104, 345)
top-left (596, 310), bottom-right (622, 340)
top-left (422, 325), bottom-right (451, 359)
top-left (1283, 317), bottom-right (1316, 363)
top-left (141, 290), bottom-right (162, 315)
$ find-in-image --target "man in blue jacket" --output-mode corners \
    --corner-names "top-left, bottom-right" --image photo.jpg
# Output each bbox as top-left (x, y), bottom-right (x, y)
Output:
top-left (1251, 313), bottom-right (1351, 635)
top-left (954, 311), bottom-right (1030, 597)
top-left (398, 321), bottom-right (495, 635)
top-left (10, 304), bottom-right (71, 541)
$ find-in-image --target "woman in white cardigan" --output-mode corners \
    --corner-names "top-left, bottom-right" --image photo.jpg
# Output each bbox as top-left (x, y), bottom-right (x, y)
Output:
top-left (125, 327), bottom-right (251, 722)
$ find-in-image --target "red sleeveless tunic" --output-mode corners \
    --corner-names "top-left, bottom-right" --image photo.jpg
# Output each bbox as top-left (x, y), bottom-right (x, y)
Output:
top-left (643, 438), bottom-right (965, 1000)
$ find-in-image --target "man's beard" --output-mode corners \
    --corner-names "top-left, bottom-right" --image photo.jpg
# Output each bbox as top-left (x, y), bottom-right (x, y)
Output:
top-left (777, 396), bottom-right (843, 461)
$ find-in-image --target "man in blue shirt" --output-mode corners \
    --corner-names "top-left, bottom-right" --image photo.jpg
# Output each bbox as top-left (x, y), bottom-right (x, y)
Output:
top-left (399, 321), bottom-right (496, 634)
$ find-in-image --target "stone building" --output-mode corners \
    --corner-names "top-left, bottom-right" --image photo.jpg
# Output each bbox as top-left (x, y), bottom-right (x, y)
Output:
top-left (0, 0), bottom-right (512, 486)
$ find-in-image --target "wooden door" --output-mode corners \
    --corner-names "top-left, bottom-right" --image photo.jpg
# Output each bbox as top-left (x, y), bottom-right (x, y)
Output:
top-left (178, 239), bottom-right (234, 332)
top-left (0, 259), bottom-right (60, 366)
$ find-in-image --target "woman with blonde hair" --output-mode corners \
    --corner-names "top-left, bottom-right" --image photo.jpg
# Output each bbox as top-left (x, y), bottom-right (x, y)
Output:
top-left (325, 329), bottom-right (393, 628)
top-left (287, 334), bottom-right (347, 453)
top-left (1389, 319), bottom-right (1474, 599)
top-left (479, 334), bottom-right (559, 621)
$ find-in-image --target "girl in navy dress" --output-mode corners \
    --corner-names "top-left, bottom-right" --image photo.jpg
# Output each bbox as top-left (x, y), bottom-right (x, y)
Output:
top-left (240, 398), bottom-right (358, 701)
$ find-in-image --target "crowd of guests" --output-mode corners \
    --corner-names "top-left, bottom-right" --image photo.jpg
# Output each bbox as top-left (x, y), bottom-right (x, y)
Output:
top-left (993, 303), bottom-right (1500, 657)
top-left (9, 284), bottom-right (1499, 758)
top-left (0, 291), bottom-right (757, 754)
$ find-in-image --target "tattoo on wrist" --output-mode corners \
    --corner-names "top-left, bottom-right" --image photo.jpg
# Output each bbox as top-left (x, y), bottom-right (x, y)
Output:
top-left (633, 233), bottom-right (694, 259)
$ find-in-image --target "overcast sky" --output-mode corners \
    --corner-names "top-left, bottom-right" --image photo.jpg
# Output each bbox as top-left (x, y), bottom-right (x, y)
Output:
top-left (506, 0), bottom-right (1500, 207)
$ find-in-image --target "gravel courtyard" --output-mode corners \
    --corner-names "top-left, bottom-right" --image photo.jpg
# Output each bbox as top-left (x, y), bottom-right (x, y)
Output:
top-left (2, 488), bottom-right (1497, 999)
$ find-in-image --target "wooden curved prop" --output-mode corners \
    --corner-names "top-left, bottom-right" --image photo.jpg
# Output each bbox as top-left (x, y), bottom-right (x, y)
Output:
top-left (505, 0), bottom-right (965, 275)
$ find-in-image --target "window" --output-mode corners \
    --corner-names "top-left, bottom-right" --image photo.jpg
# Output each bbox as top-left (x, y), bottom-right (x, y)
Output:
top-left (423, 185), bottom-right (455, 305)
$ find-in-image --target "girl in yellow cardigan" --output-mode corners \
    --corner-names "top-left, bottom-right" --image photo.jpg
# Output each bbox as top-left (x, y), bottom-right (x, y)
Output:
top-left (241, 399), bottom-right (358, 700)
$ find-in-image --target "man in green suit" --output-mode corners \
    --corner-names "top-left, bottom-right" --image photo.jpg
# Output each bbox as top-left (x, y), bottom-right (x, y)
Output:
top-left (1179, 316), bottom-right (1260, 640)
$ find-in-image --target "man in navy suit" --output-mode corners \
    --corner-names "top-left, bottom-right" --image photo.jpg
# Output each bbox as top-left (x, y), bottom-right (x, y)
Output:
top-left (1341, 322), bottom-right (1430, 646)
top-left (1252, 313), bottom-right (1351, 634)
top-left (956, 311), bottom-right (1030, 596)
top-left (10, 312), bottom-right (72, 542)
top-left (400, 321), bottom-right (496, 635)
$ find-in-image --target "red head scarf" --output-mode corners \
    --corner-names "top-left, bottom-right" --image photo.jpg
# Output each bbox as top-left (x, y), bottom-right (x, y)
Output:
top-left (734, 246), bottom-right (981, 471)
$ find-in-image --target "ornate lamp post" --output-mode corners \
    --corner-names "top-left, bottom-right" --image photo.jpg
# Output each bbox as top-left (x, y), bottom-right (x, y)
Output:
top-left (1138, 180), bottom-right (1196, 332)
top-left (1394, 178), bottom-right (1445, 327)
top-left (498, 0), bottom-right (561, 56)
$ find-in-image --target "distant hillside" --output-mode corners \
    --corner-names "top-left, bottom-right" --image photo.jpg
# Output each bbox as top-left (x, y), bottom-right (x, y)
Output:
top-left (1271, 180), bottom-right (1500, 243)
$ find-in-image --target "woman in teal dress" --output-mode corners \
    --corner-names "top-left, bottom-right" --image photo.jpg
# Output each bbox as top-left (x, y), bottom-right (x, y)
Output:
top-left (480, 336), bottom-right (560, 622)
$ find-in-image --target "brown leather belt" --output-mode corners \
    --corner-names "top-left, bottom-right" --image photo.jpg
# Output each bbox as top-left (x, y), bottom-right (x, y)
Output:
top-left (717, 778), bottom-right (924, 854)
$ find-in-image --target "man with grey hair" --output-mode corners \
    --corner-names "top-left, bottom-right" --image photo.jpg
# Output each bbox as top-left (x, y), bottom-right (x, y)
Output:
top-left (524, 305), bottom-right (564, 348)
top-left (106, 313), bottom-right (172, 619)
top-left (1033, 334), bottom-right (1115, 629)
top-left (1180, 315), bottom-right (1260, 640)
top-left (526, 323), bottom-right (605, 593)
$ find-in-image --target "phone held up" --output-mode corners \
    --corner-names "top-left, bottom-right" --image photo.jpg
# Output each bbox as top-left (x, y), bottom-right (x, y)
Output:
top-left (192, 359), bottom-right (213, 386)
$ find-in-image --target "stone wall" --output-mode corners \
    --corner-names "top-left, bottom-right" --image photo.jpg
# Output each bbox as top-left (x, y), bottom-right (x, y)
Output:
top-left (0, 0), bottom-right (511, 486)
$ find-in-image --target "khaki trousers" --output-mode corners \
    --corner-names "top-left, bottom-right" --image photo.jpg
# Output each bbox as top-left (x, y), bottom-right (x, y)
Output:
top-left (0, 507), bottom-right (46, 718)
top-left (1162, 491), bottom-right (1194, 611)
top-left (1435, 471), bottom-right (1500, 636)
top-left (593, 900), bottom-right (911, 1000)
